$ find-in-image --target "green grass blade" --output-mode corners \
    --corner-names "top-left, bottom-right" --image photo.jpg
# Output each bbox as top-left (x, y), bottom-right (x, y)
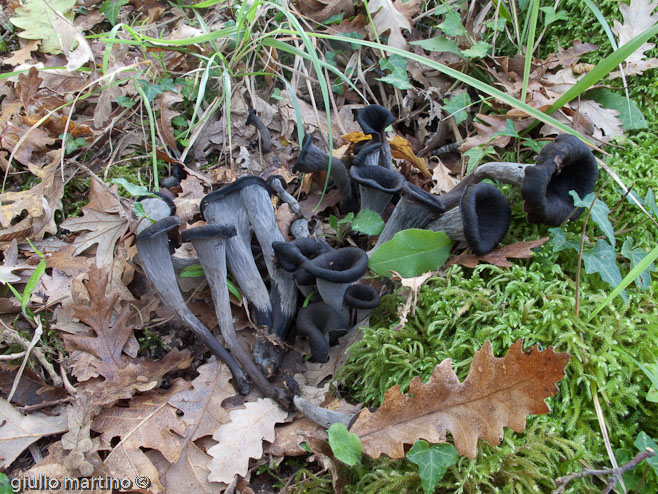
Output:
top-left (21, 259), bottom-right (46, 314)
top-left (582, 0), bottom-right (618, 50)
top-left (133, 78), bottom-right (160, 191)
top-left (521, 0), bottom-right (540, 105)
top-left (588, 244), bottom-right (658, 321)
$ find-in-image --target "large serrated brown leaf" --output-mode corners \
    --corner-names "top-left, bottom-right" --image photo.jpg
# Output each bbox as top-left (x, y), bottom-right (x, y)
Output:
top-left (350, 339), bottom-right (569, 459)
top-left (446, 237), bottom-right (549, 268)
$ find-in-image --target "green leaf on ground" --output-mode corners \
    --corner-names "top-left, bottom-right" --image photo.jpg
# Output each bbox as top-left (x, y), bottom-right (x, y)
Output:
top-left (570, 191), bottom-right (616, 247)
top-left (438, 12), bottom-right (466, 37)
top-left (491, 119), bottom-right (519, 139)
top-left (100, 0), bottom-right (129, 25)
top-left (352, 209), bottom-right (385, 236)
top-left (634, 432), bottom-right (658, 474)
top-left (407, 441), bottom-right (458, 494)
top-left (111, 178), bottom-right (152, 197)
top-left (582, 240), bottom-right (625, 298)
top-left (540, 6), bottom-right (568, 26)
top-left (328, 423), bottom-right (361, 466)
top-left (460, 41), bottom-right (492, 59)
top-left (10, 0), bottom-right (76, 54)
top-left (587, 88), bottom-right (647, 130)
top-left (462, 146), bottom-right (495, 173)
top-left (443, 93), bottom-right (470, 125)
top-left (621, 237), bottom-right (656, 290)
top-left (378, 55), bottom-right (412, 90)
top-left (549, 228), bottom-right (580, 252)
top-left (369, 229), bottom-right (452, 278)
top-left (410, 36), bottom-right (460, 55)
top-left (0, 474), bottom-right (11, 494)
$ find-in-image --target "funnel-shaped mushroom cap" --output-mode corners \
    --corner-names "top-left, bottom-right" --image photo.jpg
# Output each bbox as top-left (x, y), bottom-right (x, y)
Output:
top-left (353, 141), bottom-right (381, 167)
top-left (357, 104), bottom-right (395, 136)
top-left (350, 165), bottom-right (405, 194)
top-left (344, 284), bottom-right (380, 310)
top-left (402, 182), bottom-right (446, 213)
top-left (460, 183), bottom-right (511, 255)
top-left (137, 215), bottom-right (181, 241)
top-left (200, 176), bottom-right (268, 219)
top-left (136, 193), bottom-right (177, 236)
top-left (350, 164), bottom-right (405, 214)
top-left (272, 238), bottom-right (333, 272)
top-left (521, 134), bottom-right (598, 226)
top-left (181, 224), bottom-right (236, 242)
top-left (296, 302), bottom-right (348, 362)
top-left (303, 247), bottom-right (368, 284)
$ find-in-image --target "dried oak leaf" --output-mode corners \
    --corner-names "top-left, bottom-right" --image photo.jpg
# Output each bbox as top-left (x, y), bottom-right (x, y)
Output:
top-left (446, 237), bottom-right (550, 268)
top-left (0, 398), bottom-right (68, 469)
top-left (207, 398), bottom-right (288, 483)
top-left (349, 339), bottom-right (569, 459)
top-left (611, 0), bottom-right (658, 77)
top-left (545, 40), bottom-right (599, 70)
top-left (368, 0), bottom-right (421, 50)
top-left (59, 182), bottom-right (129, 268)
top-left (295, 0), bottom-right (354, 23)
top-left (0, 150), bottom-right (63, 239)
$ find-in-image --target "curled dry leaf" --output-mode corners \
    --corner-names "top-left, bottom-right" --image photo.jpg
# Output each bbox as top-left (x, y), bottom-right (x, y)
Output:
top-left (389, 135), bottom-right (431, 178)
top-left (349, 339), bottom-right (569, 459)
top-left (446, 237), bottom-right (550, 269)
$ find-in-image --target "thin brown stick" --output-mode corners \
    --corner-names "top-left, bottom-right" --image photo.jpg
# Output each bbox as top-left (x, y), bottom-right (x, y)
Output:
top-left (552, 449), bottom-right (655, 494)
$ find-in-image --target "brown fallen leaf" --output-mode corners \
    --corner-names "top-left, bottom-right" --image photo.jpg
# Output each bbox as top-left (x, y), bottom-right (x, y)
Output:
top-left (2, 39), bottom-right (40, 66)
top-left (159, 92), bottom-right (184, 151)
top-left (368, 0), bottom-right (421, 50)
top-left (0, 399), bottom-right (68, 469)
top-left (0, 150), bottom-right (63, 239)
top-left (207, 398), bottom-right (288, 483)
top-left (390, 271), bottom-right (433, 328)
top-left (611, 0), bottom-right (658, 77)
top-left (446, 237), bottom-right (550, 268)
top-left (299, 188), bottom-right (342, 217)
top-left (389, 135), bottom-right (431, 178)
top-left (295, 0), bottom-right (354, 23)
top-left (458, 114), bottom-right (514, 152)
top-left (0, 363), bottom-right (68, 408)
top-left (545, 40), bottom-right (599, 70)
top-left (350, 339), bottom-right (569, 459)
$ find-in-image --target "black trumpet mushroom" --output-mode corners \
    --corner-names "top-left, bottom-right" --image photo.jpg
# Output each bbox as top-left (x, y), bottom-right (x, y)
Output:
top-left (246, 109), bottom-right (272, 153)
top-left (181, 225), bottom-right (291, 409)
top-left (356, 104), bottom-right (395, 168)
top-left (438, 134), bottom-right (598, 226)
top-left (239, 178), bottom-right (297, 339)
top-left (293, 134), bottom-right (358, 213)
top-left (136, 192), bottom-right (176, 237)
top-left (302, 247), bottom-right (369, 316)
top-left (272, 237), bottom-right (333, 272)
top-left (428, 183), bottom-right (511, 255)
top-left (350, 161), bottom-right (405, 215)
top-left (136, 217), bottom-right (250, 395)
top-left (201, 178), bottom-right (273, 331)
top-left (371, 182), bottom-right (446, 253)
top-left (296, 302), bottom-right (348, 362)
top-left (344, 284), bottom-right (380, 324)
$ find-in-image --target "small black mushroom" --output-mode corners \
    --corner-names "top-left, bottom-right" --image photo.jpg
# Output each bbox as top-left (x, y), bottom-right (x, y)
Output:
top-left (344, 284), bottom-right (380, 324)
top-left (296, 302), bottom-right (348, 362)
top-left (371, 182), bottom-right (445, 253)
top-left (272, 237), bottom-right (333, 272)
top-left (136, 217), bottom-right (249, 395)
top-left (181, 224), bottom-right (291, 409)
top-left (293, 133), bottom-right (357, 213)
top-left (246, 109), bottom-right (272, 153)
top-left (356, 105), bottom-right (395, 168)
top-left (429, 183), bottom-right (511, 255)
top-left (302, 247), bottom-right (369, 315)
top-left (521, 134), bottom-right (599, 225)
top-left (350, 162), bottom-right (405, 215)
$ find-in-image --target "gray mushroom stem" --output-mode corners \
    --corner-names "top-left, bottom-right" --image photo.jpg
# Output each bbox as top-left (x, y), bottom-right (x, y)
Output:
top-left (241, 181), bottom-right (297, 340)
top-left (183, 225), bottom-right (291, 409)
top-left (137, 218), bottom-right (249, 395)
top-left (426, 208), bottom-right (466, 241)
top-left (293, 396), bottom-right (354, 428)
top-left (246, 109), bottom-right (272, 153)
top-left (268, 175), bottom-right (302, 217)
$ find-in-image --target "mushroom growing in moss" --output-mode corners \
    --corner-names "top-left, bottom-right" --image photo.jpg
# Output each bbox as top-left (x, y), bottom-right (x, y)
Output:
top-left (428, 183), bottom-right (511, 255)
top-left (136, 217), bottom-right (250, 395)
top-left (344, 284), bottom-right (380, 325)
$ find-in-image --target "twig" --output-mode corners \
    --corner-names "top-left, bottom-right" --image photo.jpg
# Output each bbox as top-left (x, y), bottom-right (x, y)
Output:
top-left (553, 449), bottom-right (655, 494)
top-left (0, 322), bottom-right (62, 386)
top-left (7, 317), bottom-right (43, 402)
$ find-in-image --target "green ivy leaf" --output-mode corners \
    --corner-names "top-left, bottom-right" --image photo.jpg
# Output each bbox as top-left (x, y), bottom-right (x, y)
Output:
top-left (462, 146), bottom-right (495, 173)
top-left (410, 36), bottom-right (459, 55)
top-left (369, 229), bottom-right (452, 278)
top-left (582, 240), bottom-right (625, 299)
top-left (634, 432), bottom-right (658, 474)
top-left (621, 237), bottom-right (656, 290)
top-left (491, 119), bottom-right (519, 139)
top-left (549, 227), bottom-right (580, 253)
top-left (570, 191), bottom-right (616, 247)
top-left (99, 0), bottom-right (129, 26)
top-left (327, 423), bottom-right (362, 466)
top-left (111, 178), bottom-right (152, 197)
top-left (322, 12), bottom-right (344, 25)
top-left (378, 55), bottom-right (412, 90)
top-left (437, 13), bottom-right (466, 37)
top-left (644, 188), bottom-right (658, 218)
top-left (539, 6), bottom-right (569, 26)
top-left (351, 209), bottom-right (385, 236)
top-left (460, 41), bottom-right (492, 59)
top-left (443, 93), bottom-right (470, 125)
top-left (116, 95), bottom-right (136, 108)
top-left (407, 440), bottom-right (458, 494)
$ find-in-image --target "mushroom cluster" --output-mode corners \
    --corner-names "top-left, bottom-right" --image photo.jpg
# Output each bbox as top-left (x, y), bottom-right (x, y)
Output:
top-left (272, 238), bottom-right (379, 363)
top-left (297, 105), bottom-right (598, 256)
